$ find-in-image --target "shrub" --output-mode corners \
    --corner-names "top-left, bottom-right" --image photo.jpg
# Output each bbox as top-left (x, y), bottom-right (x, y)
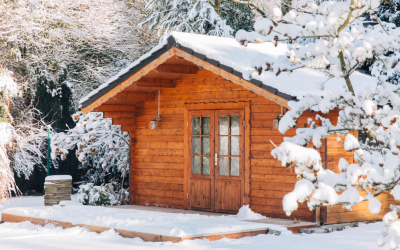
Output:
top-left (76, 183), bottom-right (118, 206)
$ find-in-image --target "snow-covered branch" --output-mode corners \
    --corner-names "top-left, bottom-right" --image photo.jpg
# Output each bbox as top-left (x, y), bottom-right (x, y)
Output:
top-left (140, 0), bottom-right (233, 39)
top-left (0, 0), bottom-right (156, 105)
top-left (51, 112), bottom-right (130, 185)
top-left (236, 0), bottom-right (400, 95)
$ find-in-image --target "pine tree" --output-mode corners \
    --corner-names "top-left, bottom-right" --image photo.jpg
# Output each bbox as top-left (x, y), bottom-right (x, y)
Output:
top-left (219, 0), bottom-right (255, 35)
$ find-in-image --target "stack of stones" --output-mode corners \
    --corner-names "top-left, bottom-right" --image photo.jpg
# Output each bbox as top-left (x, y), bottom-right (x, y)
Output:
top-left (44, 175), bottom-right (72, 206)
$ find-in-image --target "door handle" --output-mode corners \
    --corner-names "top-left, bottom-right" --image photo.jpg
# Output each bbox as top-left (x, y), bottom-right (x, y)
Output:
top-left (215, 154), bottom-right (221, 166)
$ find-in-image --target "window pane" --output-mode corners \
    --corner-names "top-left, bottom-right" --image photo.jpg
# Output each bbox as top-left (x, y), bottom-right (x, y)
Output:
top-left (202, 117), bottom-right (210, 135)
top-left (192, 117), bottom-right (200, 135)
top-left (192, 156), bottom-right (200, 174)
top-left (219, 116), bottom-right (228, 135)
top-left (230, 157), bottom-right (240, 176)
top-left (202, 137), bottom-right (210, 155)
top-left (230, 137), bottom-right (240, 155)
top-left (219, 136), bottom-right (228, 155)
top-left (192, 137), bottom-right (200, 154)
top-left (231, 116), bottom-right (240, 135)
top-left (202, 157), bottom-right (210, 175)
top-left (219, 157), bottom-right (228, 176)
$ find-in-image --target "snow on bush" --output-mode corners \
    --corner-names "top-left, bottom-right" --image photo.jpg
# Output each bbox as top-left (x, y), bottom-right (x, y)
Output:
top-left (0, 69), bottom-right (18, 100)
top-left (51, 112), bottom-right (129, 186)
top-left (76, 183), bottom-right (118, 206)
top-left (236, 205), bottom-right (267, 220)
top-left (235, 0), bottom-right (400, 248)
top-left (0, 144), bottom-right (18, 205)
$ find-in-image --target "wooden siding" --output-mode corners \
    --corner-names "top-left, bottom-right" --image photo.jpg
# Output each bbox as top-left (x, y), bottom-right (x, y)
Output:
top-left (323, 110), bottom-right (400, 224)
top-left (96, 66), bottom-right (400, 223)
top-left (126, 69), bottom-right (313, 220)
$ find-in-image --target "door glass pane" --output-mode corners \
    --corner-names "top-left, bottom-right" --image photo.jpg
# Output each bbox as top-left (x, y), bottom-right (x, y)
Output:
top-left (230, 137), bottom-right (240, 155)
top-left (192, 156), bottom-right (200, 174)
top-left (231, 116), bottom-right (240, 135)
top-left (202, 157), bottom-right (210, 175)
top-left (202, 137), bottom-right (210, 155)
top-left (219, 137), bottom-right (228, 155)
top-left (230, 157), bottom-right (240, 176)
top-left (202, 117), bottom-right (210, 135)
top-left (192, 117), bottom-right (200, 135)
top-left (219, 157), bottom-right (228, 176)
top-left (192, 137), bottom-right (200, 154)
top-left (219, 116), bottom-right (228, 135)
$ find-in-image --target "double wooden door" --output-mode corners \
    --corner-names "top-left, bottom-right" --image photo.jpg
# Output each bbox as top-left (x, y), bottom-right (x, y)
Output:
top-left (188, 109), bottom-right (245, 213)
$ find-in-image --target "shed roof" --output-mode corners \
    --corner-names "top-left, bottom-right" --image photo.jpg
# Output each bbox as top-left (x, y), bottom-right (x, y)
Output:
top-left (79, 32), bottom-right (377, 110)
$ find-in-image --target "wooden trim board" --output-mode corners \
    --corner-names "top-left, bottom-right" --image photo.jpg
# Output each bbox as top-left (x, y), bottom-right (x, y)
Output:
top-left (1, 213), bottom-right (272, 242)
top-left (286, 224), bottom-right (317, 234)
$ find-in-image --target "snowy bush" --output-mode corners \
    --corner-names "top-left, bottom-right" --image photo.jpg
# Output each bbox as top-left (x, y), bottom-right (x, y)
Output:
top-left (76, 183), bottom-right (118, 206)
top-left (236, 0), bottom-right (400, 248)
top-left (51, 112), bottom-right (129, 188)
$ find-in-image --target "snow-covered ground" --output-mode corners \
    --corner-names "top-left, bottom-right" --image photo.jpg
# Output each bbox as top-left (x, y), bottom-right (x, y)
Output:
top-left (2, 204), bottom-right (284, 237)
top-left (0, 196), bottom-right (388, 249)
top-left (0, 220), bottom-right (387, 250)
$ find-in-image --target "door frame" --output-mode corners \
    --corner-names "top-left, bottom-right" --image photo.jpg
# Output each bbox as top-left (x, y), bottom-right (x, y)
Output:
top-left (183, 101), bottom-right (251, 210)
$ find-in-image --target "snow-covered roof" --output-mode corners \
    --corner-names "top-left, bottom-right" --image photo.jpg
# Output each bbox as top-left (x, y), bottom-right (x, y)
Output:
top-left (80, 32), bottom-right (377, 109)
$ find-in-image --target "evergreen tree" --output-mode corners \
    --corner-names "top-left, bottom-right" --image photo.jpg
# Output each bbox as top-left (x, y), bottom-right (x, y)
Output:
top-left (140, 0), bottom-right (233, 38)
top-left (220, 0), bottom-right (255, 35)
top-left (378, 0), bottom-right (400, 27)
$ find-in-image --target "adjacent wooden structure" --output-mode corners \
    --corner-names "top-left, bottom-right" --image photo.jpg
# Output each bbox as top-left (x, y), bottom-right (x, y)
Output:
top-left (79, 36), bottom-right (398, 223)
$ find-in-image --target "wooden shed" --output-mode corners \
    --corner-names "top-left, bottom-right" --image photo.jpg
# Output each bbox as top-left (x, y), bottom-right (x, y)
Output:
top-left (79, 32), bottom-right (393, 224)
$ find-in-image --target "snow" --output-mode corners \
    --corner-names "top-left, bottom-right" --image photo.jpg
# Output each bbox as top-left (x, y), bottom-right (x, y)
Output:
top-left (45, 175), bottom-right (72, 181)
top-left (235, 205), bottom-right (268, 220)
top-left (282, 179), bottom-right (315, 216)
top-left (0, 196), bottom-right (399, 249)
top-left (1, 205), bottom-right (284, 237)
top-left (171, 32), bottom-right (377, 99)
top-left (0, 219), bottom-right (393, 250)
top-left (0, 123), bottom-right (16, 146)
top-left (0, 196), bottom-right (44, 220)
top-left (79, 32), bottom-right (377, 105)
top-left (343, 134), bottom-right (361, 151)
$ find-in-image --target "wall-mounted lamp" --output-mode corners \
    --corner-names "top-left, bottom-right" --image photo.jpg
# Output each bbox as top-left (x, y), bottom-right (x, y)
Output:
top-left (273, 106), bottom-right (285, 129)
top-left (150, 89), bottom-right (162, 129)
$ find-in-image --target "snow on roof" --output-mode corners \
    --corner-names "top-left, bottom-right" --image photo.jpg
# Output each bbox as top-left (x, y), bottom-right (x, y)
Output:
top-left (171, 32), bottom-right (377, 98)
top-left (80, 32), bottom-right (377, 107)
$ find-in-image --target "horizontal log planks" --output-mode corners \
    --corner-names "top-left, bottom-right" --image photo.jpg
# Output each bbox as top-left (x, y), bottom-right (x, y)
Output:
top-left (125, 64), bottom-right (320, 221)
